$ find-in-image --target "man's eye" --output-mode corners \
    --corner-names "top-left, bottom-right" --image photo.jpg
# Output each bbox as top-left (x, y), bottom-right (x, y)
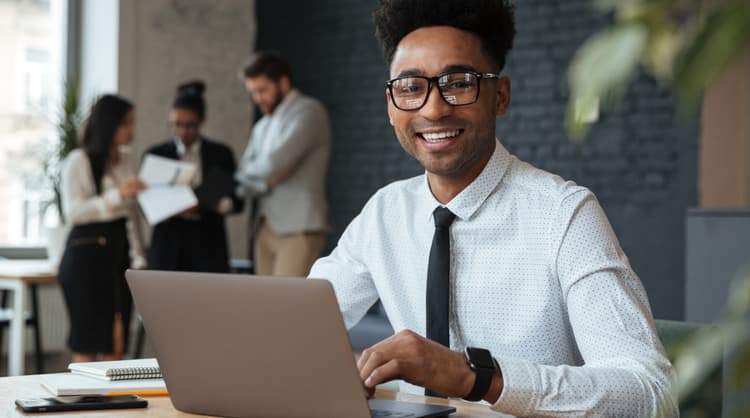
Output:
top-left (444, 81), bottom-right (474, 90)
top-left (399, 84), bottom-right (424, 94)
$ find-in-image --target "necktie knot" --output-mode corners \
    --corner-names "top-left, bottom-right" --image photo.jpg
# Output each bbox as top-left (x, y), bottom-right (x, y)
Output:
top-left (433, 207), bottom-right (456, 229)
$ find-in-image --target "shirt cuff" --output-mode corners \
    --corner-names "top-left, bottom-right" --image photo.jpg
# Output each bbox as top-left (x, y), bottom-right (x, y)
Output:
top-left (250, 178), bottom-right (268, 194)
top-left (103, 188), bottom-right (123, 208)
top-left (97, 188), bottom-right (123, 218)
top-left (130, 255), bottom-right (147, 270)
top-left (490, 356), bottom-right (540, 416)
top-left (216, 197), bottom-right (233, 214)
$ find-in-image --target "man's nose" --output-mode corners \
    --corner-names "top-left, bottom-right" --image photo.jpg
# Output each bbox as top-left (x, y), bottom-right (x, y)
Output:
top-left (419, 84), bottom-right (453, 120)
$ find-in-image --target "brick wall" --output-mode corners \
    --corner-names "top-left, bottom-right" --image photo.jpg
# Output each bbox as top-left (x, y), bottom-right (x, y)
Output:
top-left (256, 0), bottom-right (699, 319)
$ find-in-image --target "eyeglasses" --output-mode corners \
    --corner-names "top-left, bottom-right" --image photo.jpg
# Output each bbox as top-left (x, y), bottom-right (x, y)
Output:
top-left (386, 71), bottom-right (501, 111)
top-left (171, 121), bottom-right (200, 131)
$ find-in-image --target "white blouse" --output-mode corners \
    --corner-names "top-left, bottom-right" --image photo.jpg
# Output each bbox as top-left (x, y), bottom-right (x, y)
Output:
top-left (61, 148), bottom-right (146, 268)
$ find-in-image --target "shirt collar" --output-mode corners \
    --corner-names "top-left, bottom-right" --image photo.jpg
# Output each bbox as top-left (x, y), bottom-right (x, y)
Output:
top-left (269, 88), bottom-right (299, 118)
top-left (174, 136), bottom-right (203, 158)
top-left (421, 139), bottom-right (511, 223)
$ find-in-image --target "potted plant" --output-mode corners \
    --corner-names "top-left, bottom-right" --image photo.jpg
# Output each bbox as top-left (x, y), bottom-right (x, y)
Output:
top-left (566, 0), bottom-right (750, 137)
top-left (566, 1), bottom-right (750, 415)
top-left (43, 79), bottom-right (82, 264)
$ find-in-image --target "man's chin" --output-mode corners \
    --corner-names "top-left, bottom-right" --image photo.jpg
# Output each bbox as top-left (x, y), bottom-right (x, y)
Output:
top-left (418, 158), bottom-right (463, 177)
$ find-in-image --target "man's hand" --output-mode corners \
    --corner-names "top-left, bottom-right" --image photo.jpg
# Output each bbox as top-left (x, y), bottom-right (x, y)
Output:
top-left (267, 162), bottom-right (299, 189)
top-left (356, 330), bottom-right (475, 398)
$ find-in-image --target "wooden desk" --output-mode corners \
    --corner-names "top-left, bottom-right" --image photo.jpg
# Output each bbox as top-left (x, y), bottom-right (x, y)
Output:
top-left (0, 260), bottom-right (57, 376)
top-left (0, 375), bottom-right (510, 417)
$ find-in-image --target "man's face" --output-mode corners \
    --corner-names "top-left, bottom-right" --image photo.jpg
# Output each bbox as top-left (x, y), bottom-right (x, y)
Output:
top-left (387, 26), bottom-right (510, 182)
top-left (245, 75), bottom-right (286, 115)
top-left (170, 108), bottom-right (202, 147)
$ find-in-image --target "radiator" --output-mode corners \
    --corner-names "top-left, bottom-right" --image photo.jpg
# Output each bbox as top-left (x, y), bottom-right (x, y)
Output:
top-left (1, 284), bottom-right (141, 356)
top-left (0, 284), bottom-right (69, 356)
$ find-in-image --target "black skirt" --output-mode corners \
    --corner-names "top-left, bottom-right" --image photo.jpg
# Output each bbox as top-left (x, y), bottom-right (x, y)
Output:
top-left (58, 218), bottom-right (133, 353)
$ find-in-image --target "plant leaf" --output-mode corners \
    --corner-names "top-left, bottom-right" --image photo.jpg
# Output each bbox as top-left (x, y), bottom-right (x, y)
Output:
top-left (673, 0), bottom-right (750, 106)
top-left (567, 23), bottom-right (647, 138)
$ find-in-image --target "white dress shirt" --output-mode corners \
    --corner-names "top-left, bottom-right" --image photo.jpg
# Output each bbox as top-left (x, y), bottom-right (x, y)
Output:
top-left (174, 137), bottom-right (203, 188)
top-left (309, 140), bottom-right (677, 417)
top-left (174, 137), bottom-right (233, 215)
top-left (236, 89), bottom-right (300, 195)
top-left (61, 148), bottom-right (146, 268)
top-left (235, 88), bottom-right (331, 235)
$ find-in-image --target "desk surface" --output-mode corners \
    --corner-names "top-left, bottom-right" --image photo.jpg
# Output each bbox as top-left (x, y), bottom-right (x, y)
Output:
top-left (1, 375), bottom-right (507, 417)
top-left (0, 259), bottom-right (57, 283)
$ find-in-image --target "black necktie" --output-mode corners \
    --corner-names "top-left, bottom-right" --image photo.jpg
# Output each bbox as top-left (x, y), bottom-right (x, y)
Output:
top-left (425, 207), bottom-right (456, 397)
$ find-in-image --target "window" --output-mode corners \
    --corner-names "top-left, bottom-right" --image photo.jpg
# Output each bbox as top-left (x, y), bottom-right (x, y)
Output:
top-left (0, 0), bottom-right (67, 247)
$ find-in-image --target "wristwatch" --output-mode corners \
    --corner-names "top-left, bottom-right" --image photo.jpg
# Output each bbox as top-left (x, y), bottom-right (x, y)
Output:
top-left (463, 347), bottom-right (497, 402)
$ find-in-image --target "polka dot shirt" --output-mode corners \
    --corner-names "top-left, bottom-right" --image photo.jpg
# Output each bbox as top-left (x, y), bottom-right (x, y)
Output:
top-left (310, 140), bottom-right (677, 417)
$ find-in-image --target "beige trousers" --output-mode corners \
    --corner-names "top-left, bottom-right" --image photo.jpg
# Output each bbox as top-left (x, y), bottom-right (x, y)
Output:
top-left (254, 220), bottom-right (327, 277)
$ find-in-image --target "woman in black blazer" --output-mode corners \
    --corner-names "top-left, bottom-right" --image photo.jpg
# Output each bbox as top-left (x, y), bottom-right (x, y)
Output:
top-left (145, 81), bottom-right (243, 273)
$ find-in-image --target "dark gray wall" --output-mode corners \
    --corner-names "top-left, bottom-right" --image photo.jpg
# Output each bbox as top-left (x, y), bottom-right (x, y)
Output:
top-left (256, 0), bottom-right (700, 320)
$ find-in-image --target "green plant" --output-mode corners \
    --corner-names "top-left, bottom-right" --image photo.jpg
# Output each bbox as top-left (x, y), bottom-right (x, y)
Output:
top-left (666, 273), bottom-right (750, 418)
top-left (566, 1), bottom-right (750, 415)
top-left (567, 0), bottom-right (750, 139)
top-left (45, 79), bottom-right (82, 224)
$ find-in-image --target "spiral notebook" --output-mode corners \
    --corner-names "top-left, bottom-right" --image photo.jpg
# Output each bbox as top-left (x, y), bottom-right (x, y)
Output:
top-left (68, 358), bottom-right (162, 381)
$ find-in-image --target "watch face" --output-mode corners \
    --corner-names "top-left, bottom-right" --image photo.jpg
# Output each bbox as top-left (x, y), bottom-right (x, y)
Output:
top-left (466, 347), bottom-right (495, 369)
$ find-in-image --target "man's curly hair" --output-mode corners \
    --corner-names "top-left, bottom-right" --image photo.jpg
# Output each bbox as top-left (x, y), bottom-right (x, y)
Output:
top-left (373, 0), bottom-right (516, 71)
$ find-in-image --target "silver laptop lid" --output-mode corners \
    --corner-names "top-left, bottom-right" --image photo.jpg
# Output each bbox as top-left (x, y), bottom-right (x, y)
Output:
top-left (126, 270), bottom-right (371, 418)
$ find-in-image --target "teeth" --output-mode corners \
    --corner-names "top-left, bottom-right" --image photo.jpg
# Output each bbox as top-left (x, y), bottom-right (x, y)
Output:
top-left (422, 130), bottom-right (460, 142)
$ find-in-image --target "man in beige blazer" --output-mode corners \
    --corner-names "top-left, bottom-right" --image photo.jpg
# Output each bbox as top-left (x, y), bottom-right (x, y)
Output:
top-left (235, 52), bottom-right (331, 276)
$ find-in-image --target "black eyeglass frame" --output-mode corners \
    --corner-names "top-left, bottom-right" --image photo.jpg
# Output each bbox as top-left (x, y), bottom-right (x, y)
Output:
top-left (386, 70), bottom-right (502, 111)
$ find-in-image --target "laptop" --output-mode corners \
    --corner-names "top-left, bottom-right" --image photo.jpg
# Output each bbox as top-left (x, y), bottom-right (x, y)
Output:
top-left (126, 270), bottom-right (456, 418)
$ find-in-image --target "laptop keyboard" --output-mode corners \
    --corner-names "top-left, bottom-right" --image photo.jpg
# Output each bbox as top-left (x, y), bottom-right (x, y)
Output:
top-left (370, 409), bottom-right (416, 418)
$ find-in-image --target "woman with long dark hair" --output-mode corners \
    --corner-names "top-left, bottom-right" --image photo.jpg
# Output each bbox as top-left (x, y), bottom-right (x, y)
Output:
top-left (59, 94), bottom-right (146, 362)
top-left (145, 81), bottom-right (243, 273)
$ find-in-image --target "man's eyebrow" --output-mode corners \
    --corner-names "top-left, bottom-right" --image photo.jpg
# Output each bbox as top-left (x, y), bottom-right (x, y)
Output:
top-left (395, 68), bottom-right (423, 78)
top-left (442, 64), bottom-right (477, 73)
top-left (394, 64), bottom-right (478, 78)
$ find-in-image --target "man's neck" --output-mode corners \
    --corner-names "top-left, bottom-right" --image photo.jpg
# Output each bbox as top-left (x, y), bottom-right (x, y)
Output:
top-left (427, 142), bottom-right (495, 204)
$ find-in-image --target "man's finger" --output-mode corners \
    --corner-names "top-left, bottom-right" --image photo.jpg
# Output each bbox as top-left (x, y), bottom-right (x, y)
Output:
top-left (356, 348), bottom-right (371, 372)
top-left (365, 358), bottom-right (403, 389)
top-left (359, 349), bottom-right (387, 383)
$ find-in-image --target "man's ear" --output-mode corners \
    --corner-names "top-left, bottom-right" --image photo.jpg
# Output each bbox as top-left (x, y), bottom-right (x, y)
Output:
top-left (279, 75), bottom-right (292, 94)
top-left (495, 76), bottom-right (511, 116)
top-left (386, 89), bottom-right (395, 126)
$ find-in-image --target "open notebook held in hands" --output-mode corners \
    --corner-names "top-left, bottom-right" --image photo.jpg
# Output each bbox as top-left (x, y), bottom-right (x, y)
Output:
top-left (126, 270), bottom-right (456, 418)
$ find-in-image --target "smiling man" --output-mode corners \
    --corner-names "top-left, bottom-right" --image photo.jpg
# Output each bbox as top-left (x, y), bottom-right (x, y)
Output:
top-left (309, 0), bottom-right (678, 416)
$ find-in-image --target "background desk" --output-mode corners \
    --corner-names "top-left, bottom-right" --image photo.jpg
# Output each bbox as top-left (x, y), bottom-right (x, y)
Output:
top-left (0, 260), bottom-right (57, 376)
top-left (0, 375), bottom-right (510, 417)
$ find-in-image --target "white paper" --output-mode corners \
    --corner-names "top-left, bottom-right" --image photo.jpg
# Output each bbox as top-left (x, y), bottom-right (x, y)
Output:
top-left (137, 155), bottom-right (198, 225)
top-left (137, 186), bottom-right (197, 225)
top-left (139, 154), bottom-right (195, 187)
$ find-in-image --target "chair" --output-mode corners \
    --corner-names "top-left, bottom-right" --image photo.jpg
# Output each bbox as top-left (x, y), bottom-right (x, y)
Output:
top-left (348, 301), bottom-right (394, 352)
top-left (654, 319), bottom-right (723, 417)
top-left (0, 285), bottom-right (45, 374)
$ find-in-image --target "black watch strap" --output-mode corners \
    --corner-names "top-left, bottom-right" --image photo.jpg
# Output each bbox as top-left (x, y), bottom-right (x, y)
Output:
top-left (463, 348), bottom-right (496, 402)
